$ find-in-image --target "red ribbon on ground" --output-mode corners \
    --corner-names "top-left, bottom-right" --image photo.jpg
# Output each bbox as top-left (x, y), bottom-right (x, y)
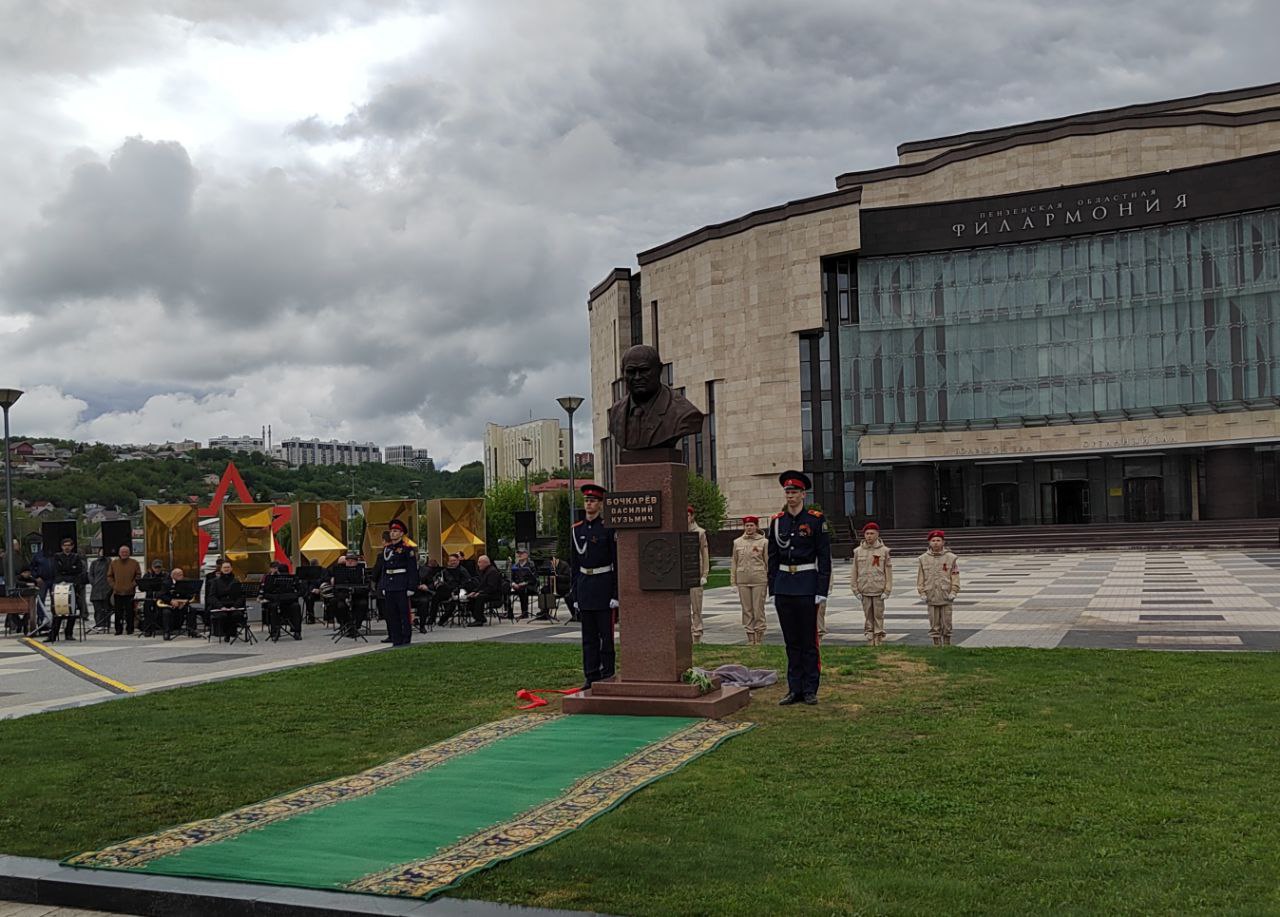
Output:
top-left (515, 687), bottom-right (580, 710)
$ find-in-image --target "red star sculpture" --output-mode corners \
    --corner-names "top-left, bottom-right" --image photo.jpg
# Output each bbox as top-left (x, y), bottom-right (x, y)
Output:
top-left (199, 461), bottom-right (293, 571)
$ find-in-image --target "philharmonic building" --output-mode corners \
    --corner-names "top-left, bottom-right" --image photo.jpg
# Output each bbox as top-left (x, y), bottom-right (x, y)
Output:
top-left (588, 82), bottom-right (1280, 529)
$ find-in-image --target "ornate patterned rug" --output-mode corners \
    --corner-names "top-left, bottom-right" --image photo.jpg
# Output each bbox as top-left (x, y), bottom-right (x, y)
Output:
top-left (66, 713), bottom-right (753, 900)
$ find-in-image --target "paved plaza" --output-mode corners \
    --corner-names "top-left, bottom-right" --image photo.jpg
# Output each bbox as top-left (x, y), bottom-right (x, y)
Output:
top-left (3, 549), bottom-right (1280, 720)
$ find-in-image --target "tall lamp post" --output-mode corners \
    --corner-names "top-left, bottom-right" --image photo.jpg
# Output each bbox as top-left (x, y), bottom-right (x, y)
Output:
top-left (556, 396), bottom-right (584, 542)
top-left (0, 388), bottom-right (23, 597)
top-left (517, 456), bottom-right (533, 511)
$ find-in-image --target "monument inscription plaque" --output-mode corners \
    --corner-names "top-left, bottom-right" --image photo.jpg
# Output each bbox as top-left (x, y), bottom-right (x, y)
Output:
top-left (604, 491), bottom-right (662, 529)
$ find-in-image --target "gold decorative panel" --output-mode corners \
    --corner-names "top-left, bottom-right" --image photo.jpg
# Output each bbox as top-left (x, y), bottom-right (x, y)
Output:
top-left (361, 500), bottom-right (419, 561)
top-left (143, 505), bottom-right (199, 573)
top-left (425, 498), bottom-right (486, 564)
top-left (221, 503), bottom-right (276, 581)
top-left (292, 501), bottom-right (347, 568)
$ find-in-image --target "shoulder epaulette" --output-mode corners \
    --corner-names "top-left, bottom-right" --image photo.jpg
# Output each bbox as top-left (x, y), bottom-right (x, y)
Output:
top-left (772, 511), bottom-right (785, 519)
top-left (809, 509), bottom-right (824, 517)
top-left (572, 520), bottom-right (584, 527)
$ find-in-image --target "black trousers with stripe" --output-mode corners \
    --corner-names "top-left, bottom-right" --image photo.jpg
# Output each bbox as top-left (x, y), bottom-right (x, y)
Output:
top-left (774, 594), bottom-right (820, 696)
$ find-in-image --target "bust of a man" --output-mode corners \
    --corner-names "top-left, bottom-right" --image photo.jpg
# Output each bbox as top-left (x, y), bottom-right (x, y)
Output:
top-left (607, 345), bottom-right (705, 451)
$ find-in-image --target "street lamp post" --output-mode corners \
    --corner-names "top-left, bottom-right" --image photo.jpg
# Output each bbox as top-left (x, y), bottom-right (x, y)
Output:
top-left (556, 396), bottom-right (584, 545)
top-left (517, 456), bottom-right (533, 511)
top-left (0, 388), bottom-right (23, 597)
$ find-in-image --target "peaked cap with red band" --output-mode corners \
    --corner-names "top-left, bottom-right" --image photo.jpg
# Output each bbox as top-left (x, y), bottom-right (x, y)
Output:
top-left (387, 518), bottom-right (407, 533)
top-left (580, 483), bottom-right (606, 499)
top-left (778, 469), bottom-right (812, 491)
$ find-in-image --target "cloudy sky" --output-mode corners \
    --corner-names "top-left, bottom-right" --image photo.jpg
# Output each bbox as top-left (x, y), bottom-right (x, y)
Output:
top-left (1, 1), bottom-right (1277, 467)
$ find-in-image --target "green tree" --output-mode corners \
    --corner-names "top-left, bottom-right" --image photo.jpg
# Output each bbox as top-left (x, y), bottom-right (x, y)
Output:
top-left (484, 479), bottom-right (527, 559)
top-left (687, 472), bottom-right (726, 533)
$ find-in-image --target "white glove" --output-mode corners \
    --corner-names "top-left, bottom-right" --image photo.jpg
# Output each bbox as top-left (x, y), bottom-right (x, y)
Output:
top-left (815, 595), bottom-right (827, 605)
top-left (700, 577), bottom-right (707, 587)
top-left (609, 599), bottom-right (619, 609)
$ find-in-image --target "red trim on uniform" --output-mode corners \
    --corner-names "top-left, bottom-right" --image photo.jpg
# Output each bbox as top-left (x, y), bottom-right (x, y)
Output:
top-left (782, 478), bottom-right (806, 489)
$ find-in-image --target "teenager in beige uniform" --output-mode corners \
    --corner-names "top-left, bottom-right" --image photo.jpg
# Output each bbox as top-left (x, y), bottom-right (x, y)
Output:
top-left (730, 515), bottom-right (768, 644)
top-left (916, 529), bottom-right (961, 646)
top-left (851, 521), bottom-right (892, 646)
top-left (687, 505), bottom-right (710, 643)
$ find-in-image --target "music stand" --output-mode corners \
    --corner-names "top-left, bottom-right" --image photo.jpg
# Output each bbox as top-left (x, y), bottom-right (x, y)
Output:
top-left (261, 574), bottom-right (301, 643)
top-left (331, 565), bottom-right (369, 643)
top-left (210, 581), bottom-right (254, 645)
top-left (296, 564), bottom-right (326, 626)
top-left (137, 574), bottom-right (165, 638)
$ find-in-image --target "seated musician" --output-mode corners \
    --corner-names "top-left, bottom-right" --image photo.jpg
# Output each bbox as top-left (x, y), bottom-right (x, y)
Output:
top-left (537, 554), bottom-right (571, 621)
top-left (327, 552), bottom-right (368, 637)
top-left (261, 561), bottom-right (303, 641)
top-left (298, 555), bottom-right (322, 624)
top-left (140, 558), bottom-right (167, 635)
top-left (433, 552), bottom-right (472, 625)
top-left (207, 558), bottom-right (246, 641)
top-left (411, 553), bottom-right (440, 631)
top-left (509, 549), bottom-right (538, 619)
top-left (466, 554), bottom-right (505, 627)
top-left (156, 566), bottom-right (194, 641)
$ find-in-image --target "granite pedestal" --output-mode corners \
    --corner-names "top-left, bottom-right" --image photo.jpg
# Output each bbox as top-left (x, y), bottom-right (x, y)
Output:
top-left (562, 449), bottom-right (750, 718)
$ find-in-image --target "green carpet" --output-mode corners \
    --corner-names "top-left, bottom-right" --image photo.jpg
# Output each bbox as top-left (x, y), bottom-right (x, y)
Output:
top-left (68, 713), bottom-right (752, 899)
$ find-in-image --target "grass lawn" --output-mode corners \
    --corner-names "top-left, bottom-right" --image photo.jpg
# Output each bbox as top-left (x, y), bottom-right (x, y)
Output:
top-left (2, 643), bottom-right (1278, 915)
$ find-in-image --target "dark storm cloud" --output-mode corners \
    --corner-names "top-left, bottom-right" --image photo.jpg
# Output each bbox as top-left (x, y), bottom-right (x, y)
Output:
top-left (3, 0), bottom-right (1280, 461)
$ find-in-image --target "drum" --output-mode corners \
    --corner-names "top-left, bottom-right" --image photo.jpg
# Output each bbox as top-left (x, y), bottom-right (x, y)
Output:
top-left (52, 582), bottom-right (76, 617)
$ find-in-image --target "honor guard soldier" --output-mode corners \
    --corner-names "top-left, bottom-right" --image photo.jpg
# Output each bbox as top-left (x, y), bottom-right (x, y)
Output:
top-left (767, 471), bottom-right (831, 706)
top-left (372, 519), bottom-right (418, 647)
top-left (571, 483), bottom-right (618, 690)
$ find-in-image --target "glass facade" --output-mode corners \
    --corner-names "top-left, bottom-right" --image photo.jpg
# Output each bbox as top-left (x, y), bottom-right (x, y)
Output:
top-left (841, 208), bottom-right (1280, 438)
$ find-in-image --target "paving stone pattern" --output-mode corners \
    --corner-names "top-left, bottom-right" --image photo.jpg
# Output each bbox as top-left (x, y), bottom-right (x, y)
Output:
top-left (692, 549), bottom-right (1280, 651)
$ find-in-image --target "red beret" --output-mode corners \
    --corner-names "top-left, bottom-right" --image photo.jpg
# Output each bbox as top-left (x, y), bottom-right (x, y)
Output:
top-left (742, 515), bottom-right (759, 524)
top-left (862, 522), bottom-right (880, 533)
top-left (928, 530), bottom-right (946, 540)
top-left (687, 505), bottom-right (695, 514)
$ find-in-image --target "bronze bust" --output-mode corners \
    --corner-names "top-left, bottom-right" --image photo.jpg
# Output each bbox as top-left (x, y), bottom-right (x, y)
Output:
top-left (607, 345), bottom-right (705, 451)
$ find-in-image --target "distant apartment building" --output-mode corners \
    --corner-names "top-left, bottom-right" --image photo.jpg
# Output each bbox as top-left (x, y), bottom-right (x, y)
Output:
top-left (208, 435), bottom-right (266, 454)
top-left (280, 438), bottom-right (382, 467)
top-left (384, 444), bottom-right (433, 470)
top-left (483, 419), bottom-right (570, 489)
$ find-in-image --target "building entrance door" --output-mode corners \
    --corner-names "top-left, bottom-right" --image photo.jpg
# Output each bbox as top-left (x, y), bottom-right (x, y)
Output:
top-left (1124, 477), bottom-right (1164, 522)
top-left (982, 483), bottom-right (1020, 526)
top-left (1051, 480), bottom-right (1090, 524)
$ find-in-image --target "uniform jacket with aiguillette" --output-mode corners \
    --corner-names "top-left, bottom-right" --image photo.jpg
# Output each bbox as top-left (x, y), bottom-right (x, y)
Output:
top-left (767, 508), bottom-right (832, 597)
top-left (373, 543), bottom-right (419, 595)
top-left (852, 540), bottom-right (893, 596)
top-left (570, 515), bottom-right (617, 611)
top-left (916, 550), bottom-right (961, 605)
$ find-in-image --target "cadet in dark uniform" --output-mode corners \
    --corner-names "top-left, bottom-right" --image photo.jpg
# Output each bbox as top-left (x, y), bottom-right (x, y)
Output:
top-left (767, 471), bottom-right (831, 706)
top-left (571, 483), bottom-right (618, 690)
top-left (371, 519), bottom-right (418, 647)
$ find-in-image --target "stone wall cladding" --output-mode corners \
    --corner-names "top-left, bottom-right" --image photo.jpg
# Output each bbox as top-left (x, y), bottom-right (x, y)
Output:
top-left (588, 90), bottom-right (1280, 519)
top-left (588, 275), bottom-right (634, 475)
